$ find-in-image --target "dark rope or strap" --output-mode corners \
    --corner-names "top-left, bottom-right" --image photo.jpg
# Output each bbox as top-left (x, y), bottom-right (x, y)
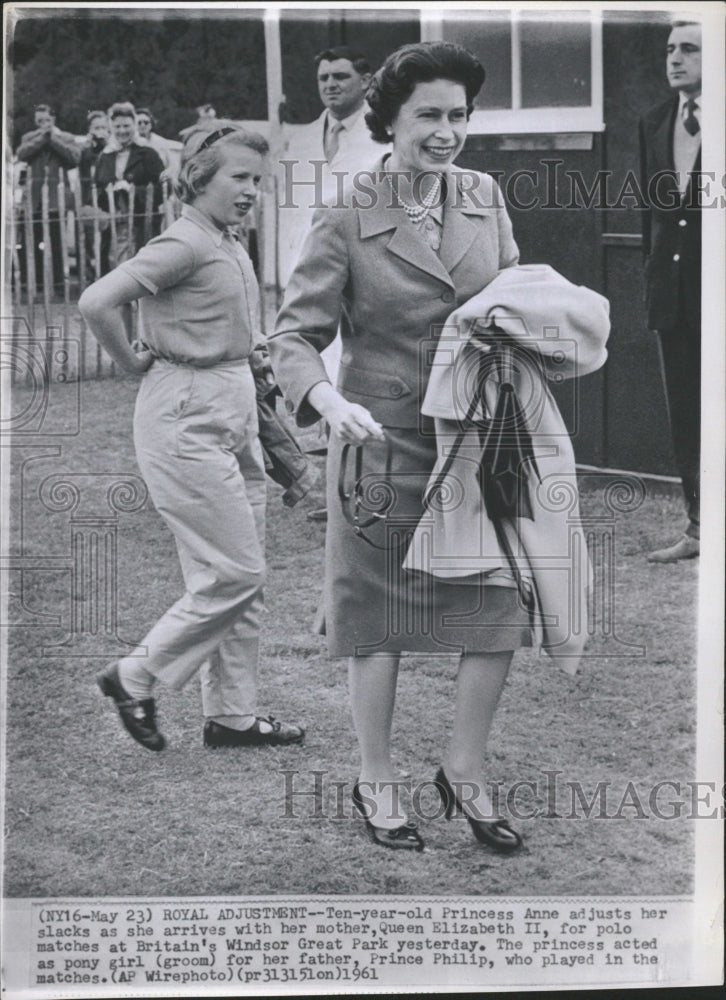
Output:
top-left (338, 438), bottom-right (394, 547)
top-left (424, 343), bottom-right (537, 616)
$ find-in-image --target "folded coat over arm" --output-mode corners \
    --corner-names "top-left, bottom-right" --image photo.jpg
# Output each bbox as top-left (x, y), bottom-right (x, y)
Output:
top-left (403, 264), bottom-right (610, 673)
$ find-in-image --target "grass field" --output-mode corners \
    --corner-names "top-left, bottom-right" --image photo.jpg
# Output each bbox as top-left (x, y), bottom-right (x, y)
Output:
top-left (3, 373), bottom-right (699, 898)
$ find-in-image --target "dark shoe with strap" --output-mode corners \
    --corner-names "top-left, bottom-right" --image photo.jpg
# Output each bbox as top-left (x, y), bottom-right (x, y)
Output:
top-left (203, 717), bottom-right (305, 748)
top-left (352, 783), bottom-right (425, 852)
top-left (306, 507), bottom-right (328, 523)
top-left (96, 662), bottom-right (165, 752)
top-left (434, 766), bottom-right (521, 853)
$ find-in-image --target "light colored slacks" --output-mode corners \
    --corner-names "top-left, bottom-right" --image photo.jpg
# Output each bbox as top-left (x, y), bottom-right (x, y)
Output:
top-left (119, 358), bottom-right (266, 719)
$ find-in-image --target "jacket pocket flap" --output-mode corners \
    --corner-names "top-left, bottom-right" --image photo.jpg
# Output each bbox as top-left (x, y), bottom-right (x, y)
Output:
top-left (339, 363), bottom-right (412, 400)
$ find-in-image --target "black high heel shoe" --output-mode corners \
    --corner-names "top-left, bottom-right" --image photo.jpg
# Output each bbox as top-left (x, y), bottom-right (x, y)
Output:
top-left (352, 783), bottom-right (425, 852)
top-left (434, 767), bottom-right (522, 853)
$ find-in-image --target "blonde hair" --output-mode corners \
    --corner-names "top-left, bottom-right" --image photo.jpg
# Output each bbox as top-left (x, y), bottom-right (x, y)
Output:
top-left (175, 121), bottom-right (269, 204)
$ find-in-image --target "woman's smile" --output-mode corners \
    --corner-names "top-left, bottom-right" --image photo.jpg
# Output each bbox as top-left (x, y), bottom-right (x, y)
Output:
top-left (422, 142), bottom-right (458, 160)
top-left (388, 78), bottom-right (468, 178)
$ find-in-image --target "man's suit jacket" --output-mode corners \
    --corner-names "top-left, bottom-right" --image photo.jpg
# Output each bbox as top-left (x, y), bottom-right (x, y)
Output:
top-left (639, 94), bottom-right (701, 333)
top-left (16, 127), bottom-right (81, 211)
top-left (278, 105), bottom-right (387, 286)
top-left (94, 142), bottom-right (164, 214)
top-left (270, 163), bottom-right (519, 430)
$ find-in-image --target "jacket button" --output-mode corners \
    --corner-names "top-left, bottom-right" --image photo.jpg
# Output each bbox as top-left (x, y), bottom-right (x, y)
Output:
top-left (441, 290), bottom-right (454, 303)
top-left (285, 399), bottom-right (294, 412)
top-left (678, 219), bottom-right (687, 227)
top-left (673, 253), bottom-right (680, 262)
top-left (390, 383), bottom-right (402, 397)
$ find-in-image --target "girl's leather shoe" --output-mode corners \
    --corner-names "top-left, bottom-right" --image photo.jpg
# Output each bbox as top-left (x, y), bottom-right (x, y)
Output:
top-left (96, 662), bottom-right (165, 751)
top-left (352, 783), bottom-right (424, 852)
top-left (203, 717), bottom-right (304, 748)
top-left (434, 766), bottom-right (521, 853)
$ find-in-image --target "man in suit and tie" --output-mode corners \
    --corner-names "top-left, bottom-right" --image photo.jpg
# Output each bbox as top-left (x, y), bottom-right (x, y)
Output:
top-left (279, 46), bottom-right (388, 520)
top-left (639, 20), bottom-right (702, 562)
top-left (279, 46), bottom-right (385, 290)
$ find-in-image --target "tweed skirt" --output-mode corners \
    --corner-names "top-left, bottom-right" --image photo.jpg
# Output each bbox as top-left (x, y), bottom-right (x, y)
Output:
top-left (321, 418), bottom-right (532, 657)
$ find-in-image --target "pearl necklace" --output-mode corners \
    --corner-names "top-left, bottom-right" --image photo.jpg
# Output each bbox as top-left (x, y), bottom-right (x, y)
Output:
top-left (386, 172), bottom-right (442, 225)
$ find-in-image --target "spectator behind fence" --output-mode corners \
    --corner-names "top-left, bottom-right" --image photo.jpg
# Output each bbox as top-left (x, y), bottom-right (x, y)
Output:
top-left (179, 103), bottom-right (217, 141)
top-left (79, 110), bottom-right (110, 204)
top-left (135, 107), bottom-right (176, 180)
top-left (78, 111), bottom-right (111, 282)
top-left (79, 123), bottom-right (304, 753)
top-left (94, 101), bottom-right (164, 273)
top-left (15, 103), bottom-right (80, 292)
top-left (640, 20), bottom-right (702, 563)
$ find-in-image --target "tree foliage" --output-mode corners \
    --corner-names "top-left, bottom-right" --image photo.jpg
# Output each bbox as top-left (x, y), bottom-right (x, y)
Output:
top-left (9, 11), bottom-right (267, 142)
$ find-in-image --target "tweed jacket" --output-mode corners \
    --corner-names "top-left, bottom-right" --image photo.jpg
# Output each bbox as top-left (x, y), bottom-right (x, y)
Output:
top-left (639, 95), bottom-right (701, 332)
top-left (16, 126), bottom-right (80, 211)
top-left (269, 162), bottom-right (519, 429)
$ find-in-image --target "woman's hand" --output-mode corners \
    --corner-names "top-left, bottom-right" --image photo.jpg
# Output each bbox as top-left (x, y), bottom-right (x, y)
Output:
top-left (308, 383), bottom-right (385, 445)
top-left (327, 399), bottom-right (385, 444)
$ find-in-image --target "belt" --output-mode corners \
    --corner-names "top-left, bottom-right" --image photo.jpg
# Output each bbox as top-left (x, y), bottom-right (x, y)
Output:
top-left (137, 343), bottom-right (249, 369)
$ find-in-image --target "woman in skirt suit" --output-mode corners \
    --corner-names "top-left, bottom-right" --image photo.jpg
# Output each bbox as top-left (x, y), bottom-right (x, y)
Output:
top-left (270, 42), bottom-right (529, 852)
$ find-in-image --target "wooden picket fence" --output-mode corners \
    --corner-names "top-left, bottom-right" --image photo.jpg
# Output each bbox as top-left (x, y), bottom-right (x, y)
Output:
top-left (7, 166), bottom-right (262, 385)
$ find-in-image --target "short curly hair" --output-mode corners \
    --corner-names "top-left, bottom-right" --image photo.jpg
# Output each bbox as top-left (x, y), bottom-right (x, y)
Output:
top-left (176, 121), bottom-right (269, 204)
top-left (136, 107), bottom-right (156, 128)
top-left (365, 41), bottom-right (485, 145)
top-left (108, 101), bottom-right (136, 121)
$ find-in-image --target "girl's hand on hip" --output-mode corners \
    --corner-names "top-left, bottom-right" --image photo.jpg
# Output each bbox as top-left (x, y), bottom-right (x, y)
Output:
top-left (128, 349), bottom-right (154, 375)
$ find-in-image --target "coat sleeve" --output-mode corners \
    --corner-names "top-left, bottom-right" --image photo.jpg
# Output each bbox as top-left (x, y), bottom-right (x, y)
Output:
top-left (16, 129), bottom-right (46, 161)
top-left (93, 154), bottom-right (112, 210)
top-left (79, 146), bottom-right (94, 204)
top-left (48, 130), bottom-right (81, 167)
top-left (142, 147), bottom-right (164, 183)
top-left (268, 206), bottom-right (350, 426)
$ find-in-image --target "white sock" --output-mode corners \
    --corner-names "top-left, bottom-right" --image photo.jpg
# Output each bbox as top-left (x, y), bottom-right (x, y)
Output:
top-left (118, 660), bottom-right (155, 701)
top-left (208, 715), bottom-right (258, 732)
